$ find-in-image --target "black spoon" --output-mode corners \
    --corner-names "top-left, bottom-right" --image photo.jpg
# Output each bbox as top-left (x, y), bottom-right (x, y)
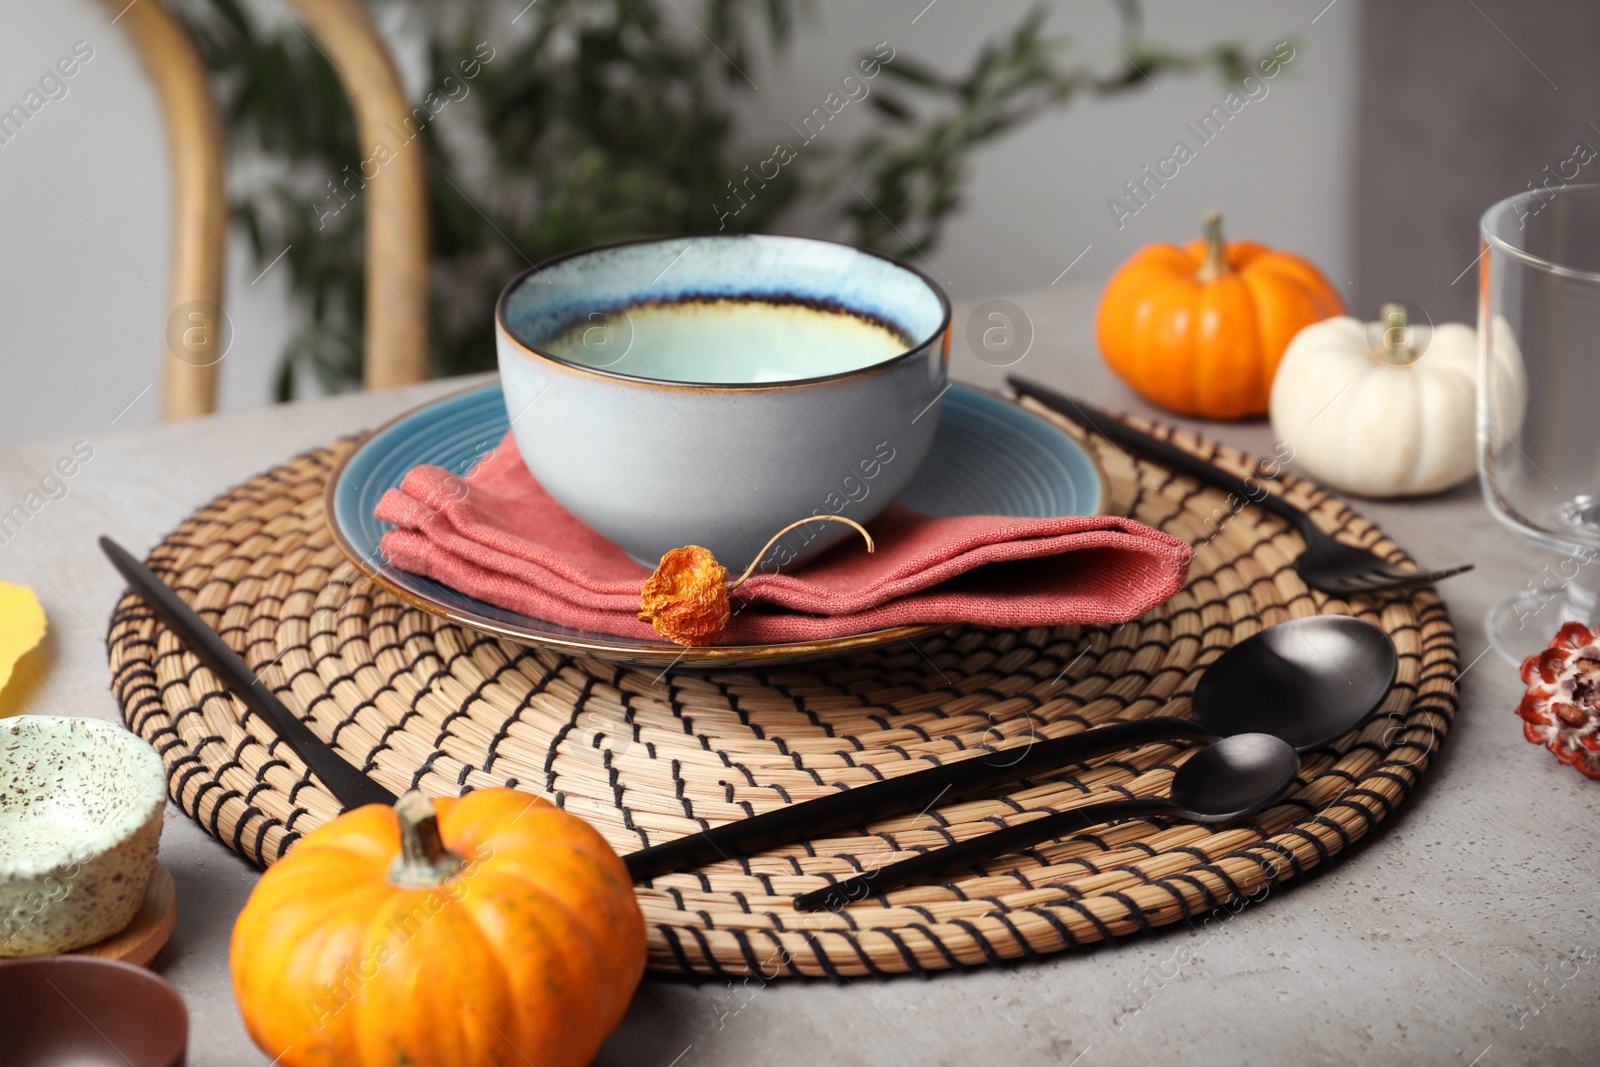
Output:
top-left (1190, 614), bottom-right (1398, 751)
top-left (624, 615), bottom-right (1396, 882)
top-left (793, 732), bottom-right (1302, 911)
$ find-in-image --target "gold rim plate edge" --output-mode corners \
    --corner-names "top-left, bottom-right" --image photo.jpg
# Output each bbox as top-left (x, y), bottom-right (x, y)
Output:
top-left (322, 380), bottom-right (1110, 669)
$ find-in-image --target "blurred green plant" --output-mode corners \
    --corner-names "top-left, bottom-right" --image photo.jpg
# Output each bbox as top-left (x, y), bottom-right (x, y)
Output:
top-left (175, 0), bottom-right (1272, 397)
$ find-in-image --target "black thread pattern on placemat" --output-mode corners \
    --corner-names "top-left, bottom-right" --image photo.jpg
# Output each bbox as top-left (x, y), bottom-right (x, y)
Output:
top-left (103, 412), bottom-right (1461, 978)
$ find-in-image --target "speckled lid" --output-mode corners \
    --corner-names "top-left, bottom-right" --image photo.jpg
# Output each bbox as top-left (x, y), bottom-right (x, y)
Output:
top-left (0, 716), bottom-right (167, 880)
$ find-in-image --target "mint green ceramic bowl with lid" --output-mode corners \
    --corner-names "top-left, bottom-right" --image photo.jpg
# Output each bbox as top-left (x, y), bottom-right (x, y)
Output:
top-left (496, 233), bottom-right (951, 570)
top-left (0, 716), bottom-right (166, 957)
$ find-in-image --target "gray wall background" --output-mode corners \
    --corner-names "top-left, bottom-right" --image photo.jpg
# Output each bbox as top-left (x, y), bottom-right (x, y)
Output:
top-left (1352, 0), bottom-right (1599, 324)
top-left (3, 0), bottom-right (1365, 447)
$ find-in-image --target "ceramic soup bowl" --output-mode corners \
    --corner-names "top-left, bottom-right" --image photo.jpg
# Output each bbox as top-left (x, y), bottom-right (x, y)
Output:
top-left (0, 716), bottom-right (166, 957)
top-left (0, 956), bottom-right (188, 1066)
top-left (496, 234), bottom-right (951, 570)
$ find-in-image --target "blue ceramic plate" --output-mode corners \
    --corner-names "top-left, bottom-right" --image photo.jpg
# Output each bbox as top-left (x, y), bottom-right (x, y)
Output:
top-left (326, 382), bottom-right (1107, 669)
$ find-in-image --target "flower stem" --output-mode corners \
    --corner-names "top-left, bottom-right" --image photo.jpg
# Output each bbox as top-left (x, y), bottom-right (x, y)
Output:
top-left (727, 515), bottom-right (875, 590)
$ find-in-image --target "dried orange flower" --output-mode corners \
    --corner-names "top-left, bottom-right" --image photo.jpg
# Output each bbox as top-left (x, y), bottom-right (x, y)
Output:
top-left (638, 516), bottom-right (876, 647)
top-left (638, 546), bottom-right (730, 646)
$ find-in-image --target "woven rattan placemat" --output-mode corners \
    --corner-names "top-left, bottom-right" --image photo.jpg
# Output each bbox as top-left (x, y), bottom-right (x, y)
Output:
top-left (106, 396), bottom-right (1458, 978)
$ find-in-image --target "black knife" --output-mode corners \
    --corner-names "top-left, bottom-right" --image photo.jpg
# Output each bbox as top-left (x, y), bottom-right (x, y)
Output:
top-left (620, 716), bottom-right (1213, 882)
top-left (101, 536), bottom-right (397, 811)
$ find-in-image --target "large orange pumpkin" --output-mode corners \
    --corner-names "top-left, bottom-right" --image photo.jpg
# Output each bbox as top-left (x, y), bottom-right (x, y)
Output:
top-left (230, 788), bottom-right (645, 1067)
top-left (1097, 210), bottom-right (1345, 419)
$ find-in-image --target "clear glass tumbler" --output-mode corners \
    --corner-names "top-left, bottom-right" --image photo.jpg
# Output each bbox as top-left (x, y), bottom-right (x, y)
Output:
top-left (1479, 183), bottom-right (1600, 663)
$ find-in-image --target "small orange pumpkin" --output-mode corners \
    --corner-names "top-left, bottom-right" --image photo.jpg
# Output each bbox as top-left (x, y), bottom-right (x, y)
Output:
top-left (230, 788), bottom-right (645, 1067)
top-left (1097, 209), bottom-right (1345, 419)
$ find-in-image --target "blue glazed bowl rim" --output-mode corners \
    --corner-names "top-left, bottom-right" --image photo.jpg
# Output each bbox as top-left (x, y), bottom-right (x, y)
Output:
top-left (493, 233), bottom-right (953, 392)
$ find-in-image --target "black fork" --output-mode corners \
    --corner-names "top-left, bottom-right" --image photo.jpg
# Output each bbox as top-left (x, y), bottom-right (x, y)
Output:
top-left (1008, 377), bottom-right (1474, 597)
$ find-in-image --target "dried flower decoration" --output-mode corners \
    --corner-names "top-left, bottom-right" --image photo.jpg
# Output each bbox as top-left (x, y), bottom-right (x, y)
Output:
top-left (639, 516), bottom-right (874, 646)
top-left (637, 546), bottom-right (730, 648)
top-left (1517, 621), bottom-right (1600, 779)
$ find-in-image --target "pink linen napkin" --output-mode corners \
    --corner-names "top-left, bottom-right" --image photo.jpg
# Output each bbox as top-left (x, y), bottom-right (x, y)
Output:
top-left (374, 433), bottom-right (1191, 644)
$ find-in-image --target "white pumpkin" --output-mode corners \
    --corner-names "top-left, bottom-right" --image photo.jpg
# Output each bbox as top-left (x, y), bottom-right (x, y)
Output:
top-left (1268, 306), bottom-right (1526, 498)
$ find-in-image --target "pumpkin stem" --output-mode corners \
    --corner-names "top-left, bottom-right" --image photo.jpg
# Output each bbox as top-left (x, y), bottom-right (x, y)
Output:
top-left (1196, 209), bottom-right (1230, 284)
top-left (389, 790), bottom-right (466, 888)
top-left (726, 515), bottom-right (875, 591)
top-left (1377, 302), bottom-right (1418, 365)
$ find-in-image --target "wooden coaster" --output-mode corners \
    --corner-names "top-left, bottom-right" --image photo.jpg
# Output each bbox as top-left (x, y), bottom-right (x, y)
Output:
top-left (105, 399), bottom-right (1459, 978)
top-left (69, 863), bottom-right (176, 968)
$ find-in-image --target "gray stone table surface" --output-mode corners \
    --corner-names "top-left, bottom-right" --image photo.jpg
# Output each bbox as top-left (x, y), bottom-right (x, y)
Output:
top-left (1, 284), bottom-right (1594, 1067)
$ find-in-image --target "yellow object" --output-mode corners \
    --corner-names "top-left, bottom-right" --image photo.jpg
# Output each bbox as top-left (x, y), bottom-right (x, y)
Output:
top-left (0, 582), bottom-right (47, 716)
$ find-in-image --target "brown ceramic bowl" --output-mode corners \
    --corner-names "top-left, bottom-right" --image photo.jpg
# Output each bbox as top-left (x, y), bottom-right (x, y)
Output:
top-left (0, 955), bottom-right (186, 1066)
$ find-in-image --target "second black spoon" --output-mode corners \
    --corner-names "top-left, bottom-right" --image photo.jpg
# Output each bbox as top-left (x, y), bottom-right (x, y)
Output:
top-left (624, 615), bottom-right (1397, 882)
top-left (793, 731), bottom-right (1302, 911)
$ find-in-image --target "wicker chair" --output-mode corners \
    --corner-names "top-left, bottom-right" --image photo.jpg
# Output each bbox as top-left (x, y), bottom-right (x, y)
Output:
top-left (109, 0), bottom-right (428, 419)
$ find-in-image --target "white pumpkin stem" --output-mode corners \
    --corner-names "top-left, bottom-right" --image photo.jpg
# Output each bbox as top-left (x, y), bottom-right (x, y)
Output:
top-left (389, 789), bottom-right (466, 888)
top-left (726, 515), bottom-right (875, 591)
top-left (1196, 209), bottom-right (1230, 284)
top-left (1378, 302), bottom-right (1419, 366)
